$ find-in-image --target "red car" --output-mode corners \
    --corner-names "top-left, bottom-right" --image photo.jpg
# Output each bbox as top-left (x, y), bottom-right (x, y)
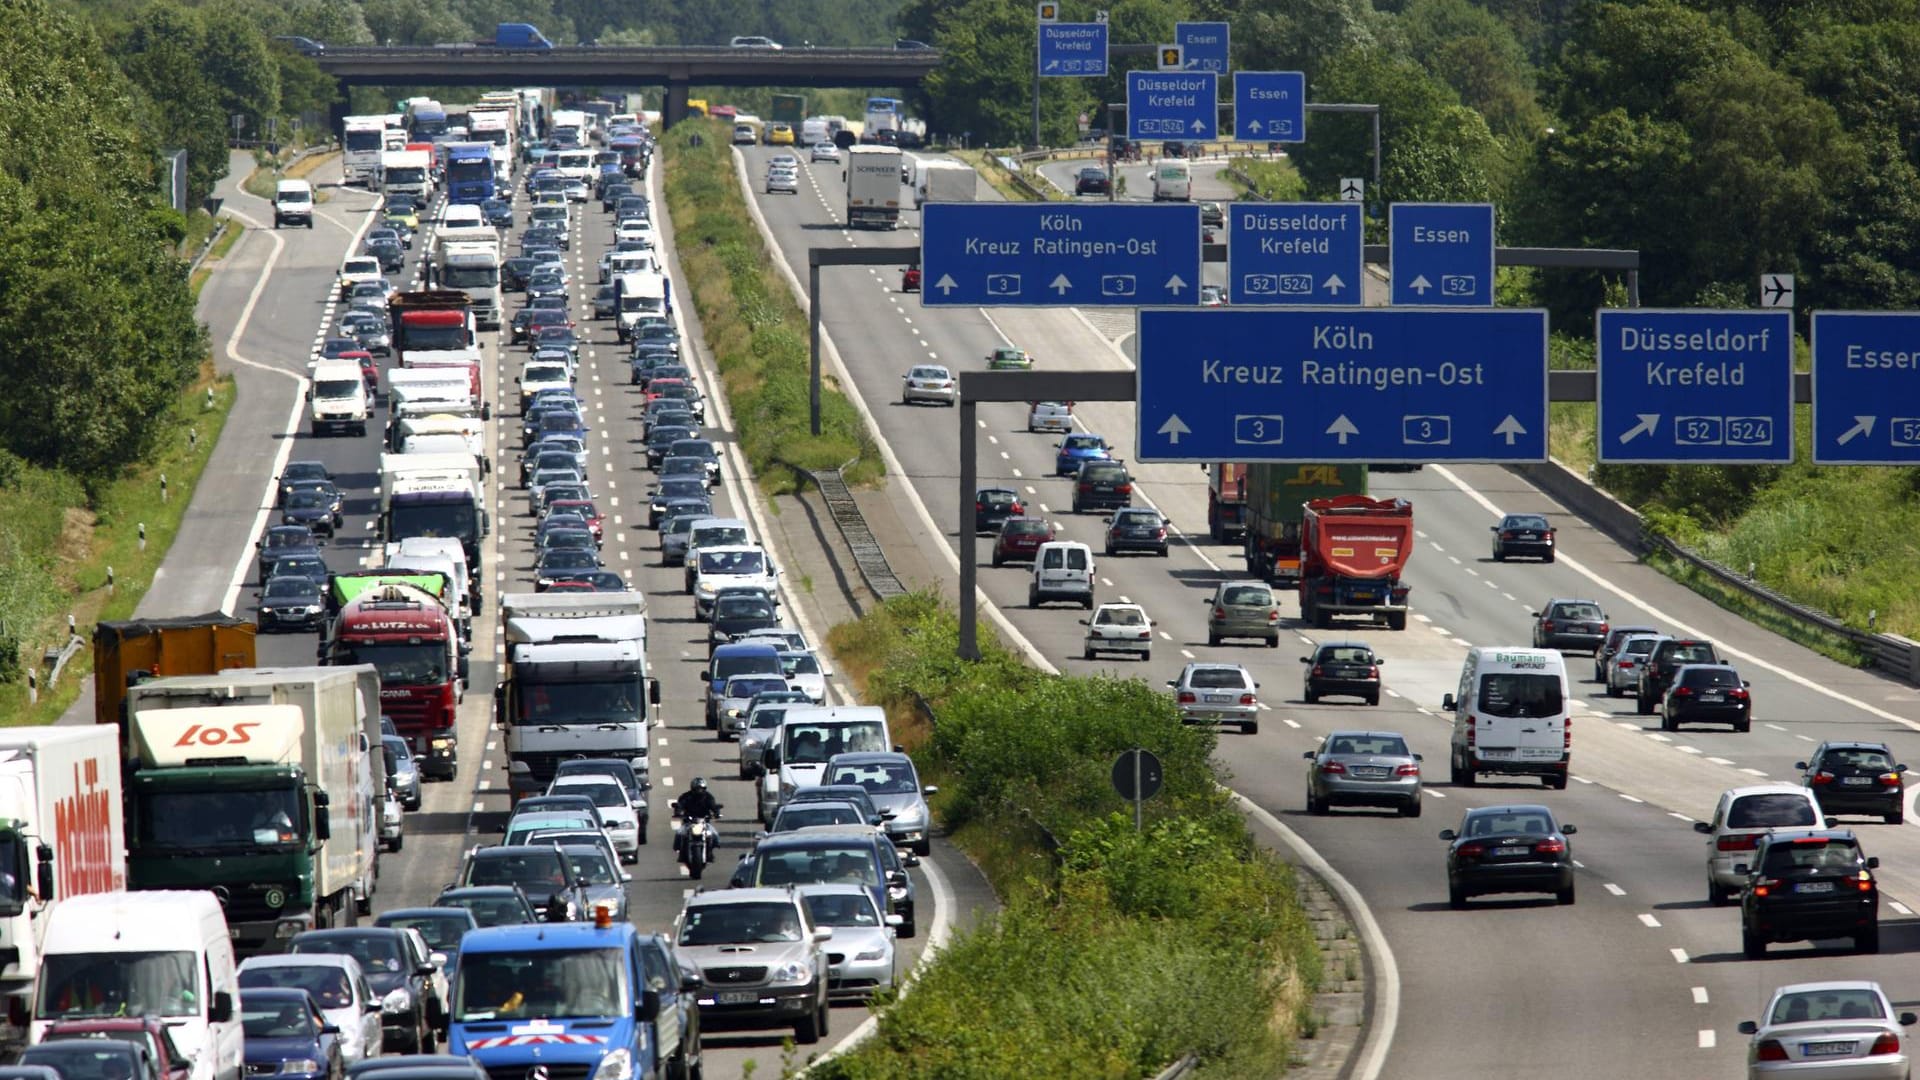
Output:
top-left (337, 348), bottom-right (379, 392)
top-left (992, 517), bottom-right (1056, 566)
top-left (40, 1017), bottom-right (191, 1080)
top-left (644, 377), bottom-right (689, 403)
top-left (547, 498), bottom-right (605, 543)
top-left (902, 267), bottom-right (921, 293)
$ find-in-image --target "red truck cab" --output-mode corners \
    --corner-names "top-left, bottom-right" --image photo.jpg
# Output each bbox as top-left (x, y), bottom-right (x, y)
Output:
top-left (326, 583), bottom-right (463, 778)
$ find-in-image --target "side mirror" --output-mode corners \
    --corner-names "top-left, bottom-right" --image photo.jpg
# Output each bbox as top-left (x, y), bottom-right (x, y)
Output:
top-left (900, 851), bottom-right (920, 867)
top-left (1560, 824), bottom-right (1577, 835)
top-left (364, 1000), bottom-right (381, 1013)
top-left (1490, 525), bottom-right (1499, 531)
top-left (1794, 762), bottom-right (1808, 771)
top-left (1078, 618), bottom-right (1088, 625)
top-left (429, 952), bottom-right (448, 968)
top-left (813, 927), bottom-right (834, 942)
top-left (1899, 765), bottom-right (1910, 773)
top-left (679, 972), bottom-right (704, 992)
top-left (1302, 751), bottom-right (1315, 760)
top-left (319, 1025), bottom-right (340, 1036)
top-left (648, 679), bottom-right (661, 706)
top-left (1298, 656), bottom-right (1310, 663)
top-left (1413, 753), bottom-right (1423, 761)
top-left (1868, 856), bottom-right (1881, 869)
top-left (1692, 821), bottom-right (1712, 835)
top-left (1737, 1021), bottom-right (1758, 1036)
top-left (1438, 829), bottom-right (1457, 841)
top-left (416, 964), bottom-right (437, 976)
top-left (1902, 1013), bottom-right (1917, 1027)
top-left (1441, 694), bottom-right (1456, 711)
top-left (7, 995), bottom-right (26, 1029)
top-left (35, 843), bottom-right (53, 903)
top-left (314, 804), bottom-right (331, 841)
top-left (620, 872), bottom-right (633, 883)
top-left (1530, 611), bottom-right (1543, 618)
top-left (884, 913), bottom-right (904, 928)
top-left (922, 785), bottom-right (938, 796)
top-left (210, 991), bottom-right (234, 1024)
top-left (638, 989), bottom-right (661, 1021)
top-left (887, 870), bottom-right (908, 886)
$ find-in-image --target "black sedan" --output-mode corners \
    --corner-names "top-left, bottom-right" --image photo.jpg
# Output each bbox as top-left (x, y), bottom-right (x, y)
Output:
top-left (276, 461), bottom-right (333, 506)
top-left (1739, 830), bottom-right (1879, 956)
top-left (1441, 804), bottom-right (1576, 908)
top-left (502, 256), bottom-right (539, 292)
top-left (1660, 663), bottom-right (1751, 733)
top-left (1799, 741), bottom-right (1906, 824)
top-left (646, 425), bottom-right (698, 470)
top-left (258, 524), bottom-right (322, 581)
top-left (974, 487), bottom-right (1024, 533)
top-left (481, 197), bottom-right (516, 228)
top-left (1103, 507), bottom-right (1168, 556)
top-left (1074, 167), bottom-right (1111, 195)
top-left (256, 576), bottom-right (325, 633)
top-left (365, 239), bottom-right (405, 274)
top-left (1490, 513), bottom-right (1555, 562)
top-left (708, 594), bottom-right (781, 650)
top-left (648, 478), bottom-right (710, 528)
top-left (281, 488), bottom-right (341, 536)
top-left (1301, 641), bottom-right (1382, 705)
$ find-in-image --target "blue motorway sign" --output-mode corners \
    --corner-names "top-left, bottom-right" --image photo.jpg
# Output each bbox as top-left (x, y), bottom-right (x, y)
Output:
top-left (1175, 22), bottom-right (1230, 74)
top-left (1127, 71), bottom-right (1217, 141)
top-left (1226, 203), bottom-right (1361, 306)
top-left (1596, 309), bottom-right (1794, 464)
top-left (921, 203), bottom-right (1201, 308)
top-left (1811, 311), bottom-right (1920, 464)
top-left (1233, 72), bottom-right (1305, 142)
top-left (1389, 203), bottom-right (1494, 306)
top-left (1135, 307), bottom-right (1549, 464)
top-left (1039, 22), bottom-right (1108, 77)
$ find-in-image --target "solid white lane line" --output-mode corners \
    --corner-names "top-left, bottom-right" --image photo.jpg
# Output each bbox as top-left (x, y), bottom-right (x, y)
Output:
top-left (1620, 793), bottom-right (1645, 803)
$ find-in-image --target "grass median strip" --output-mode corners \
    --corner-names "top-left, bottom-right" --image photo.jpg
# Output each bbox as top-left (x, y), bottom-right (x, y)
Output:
top-left (821, 593), bottom-right (1320, 1079)
top-left (660, 120), bottom-right (882, 491)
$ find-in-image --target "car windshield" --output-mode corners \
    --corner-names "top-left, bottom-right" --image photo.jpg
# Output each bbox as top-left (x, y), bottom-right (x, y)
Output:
top-left (1188, 667), bottom-right (1249, 690)
top-left (701, 550), bottom-right (766, 575)
top-left (783, 721), bottom-right (887, 764)
top-left (135, 787), bottom-right (303, 851)
top-left (1063, 435), bottom-right (1104, 450)
top-left (453, 948), bottom-right (627, 1020)
top-left (679, 902), bottom-right (802, 946)
top-left (1622, 637), bottom-right (1659, 656)
top-left (726, 676), bottom-right (787, 700)
top-left (441, 895), bottom-right (531, 927)
top-left (555, 781), bottom-right (626, 809)
top-left (241, 996), bottom-right (318, 1038)
top-left (237, 965), bottom-right (354, 1009)
top-left (756, 845), bottom-right (878, 887)
top-left (466, 851), bottom-right (567, 889)
top-left (1463, 811), bottom-right (1554, 837)
top-left (39, 951), bottom-right (198, 1019)
top-left (264, 579), bottom-right (316, 601)
top-left (1223, 586), bottom-right (1272, 606)
top-left (1327, 735), bottom-right (1409, 757)
top-left (563, 850), bottom-right (620, 886)
top-left (289, 934), bottom-right (402, 976)
top-left (1505, 515), bottom-right (1549, 529)
top-left (1477, 674), bottom-right (1563, 718)
top-left (910, 367), bottom-right (947, 380)
top-left (378, 916), bottom-right (466, 952)
top-left (1668, 643), bottom-right (1718, 664)
top-left (23, 1044), bottom-right (139, 1079)
top-left (1770, 988), bottom-right (1886, 1025)
top-left (1727, 794), bottom-right (1819, 828)
top-left (775, 805), bottom-right (863, 831)
top-left (1095, 607), bottom-right (1145, 626)
top-left (1004, 520), bottom-right (1049, 536)
top-left (828, 761), bottom-right (918, 795)
top-left (716, 598), bottom-right (775, 622)
top-left (802, 891), bottom-right (882, 927)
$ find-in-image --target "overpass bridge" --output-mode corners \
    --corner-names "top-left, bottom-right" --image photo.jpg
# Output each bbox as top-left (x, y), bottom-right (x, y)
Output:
top-left (314, 45), bottom-right (940, 127)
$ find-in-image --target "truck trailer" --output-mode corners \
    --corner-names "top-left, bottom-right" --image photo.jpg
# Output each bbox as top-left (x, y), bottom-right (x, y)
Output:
top-left (496, 593), bottom-right (657, 802)
top-left (122, 666), bottom-right (383, 954)
top-left (92, 616), bottom-right (257, 729)
top-left (1242, 464), bottom-right (1368, 585)
top-left (845, 146), bottom-right (902, 229)
top-left (1299, 495), bottom-right (1414, 631)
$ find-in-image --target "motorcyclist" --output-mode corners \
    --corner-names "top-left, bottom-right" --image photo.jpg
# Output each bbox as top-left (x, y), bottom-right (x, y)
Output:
top-left (673, 777), bottom-right (721, 854)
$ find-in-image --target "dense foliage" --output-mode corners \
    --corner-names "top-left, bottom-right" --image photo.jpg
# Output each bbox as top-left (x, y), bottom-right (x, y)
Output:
top-left (823, 594), bottom-right (1318, 1079)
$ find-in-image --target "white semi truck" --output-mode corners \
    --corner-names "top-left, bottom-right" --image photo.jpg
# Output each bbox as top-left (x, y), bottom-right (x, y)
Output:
top-left (845, 145), bottom-right (903, 229)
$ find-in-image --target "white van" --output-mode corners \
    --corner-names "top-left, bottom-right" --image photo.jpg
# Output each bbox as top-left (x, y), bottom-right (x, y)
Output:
top-left (1443, 648), bottom-right (1570, 788)
top-left (439, 202), bottom-right (484, 230)
top-left (34, 891), bottom-right (243, 1080)
top-left (1150, 160), bottom-right (1191, 202)
top-left (769, 705), bottom-right (892, 810)
top-left (309, 359), bottom-right (370, 437)
top-left (1030, 541), bottom-right (1096, 609)
top-left (273, 179), bottom-right (314, 229)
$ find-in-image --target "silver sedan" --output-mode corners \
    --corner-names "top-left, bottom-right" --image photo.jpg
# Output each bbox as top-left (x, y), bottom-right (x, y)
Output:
top-left (1304, 730), bottom-right (1422, 817)
top-left (901, 364), bottom-right (956, 406)
top-left (798, 883), bottom-right (898, 1002)
top-left (1739, 980), bottom-right (1915, 1078)
top-left (1606, 633), bottom-right (1661, 697)
top-left (1168, 663), bottom-right (1259, 735)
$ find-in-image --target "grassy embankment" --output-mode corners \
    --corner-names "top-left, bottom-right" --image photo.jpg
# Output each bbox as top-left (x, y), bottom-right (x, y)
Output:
top-left (659, 120), bottom-right (882, 492)
top-left (818, 594), bottom-right (1321, 1079)
top-left (241, 146), bottom-right (338, 201)
top-left (950, 148), bottom-right (1064, 201)
top-left (0, 358), bottom-right (237, 724)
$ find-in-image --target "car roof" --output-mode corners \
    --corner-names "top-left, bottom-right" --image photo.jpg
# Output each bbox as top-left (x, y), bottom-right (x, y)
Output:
top-left (1462, 803), bottom-right (1556, 817)
top-left (766, 824), bottom-right (887, 844)
top-left (1311, 640), bottom-right (1372, 650)
top-left (777, 800), bottom-right (862, 814)
top-left (1183, 662), bottom-right (1249, 673)
top-left (685, 886), bottom-right (800, 908)
top-left (1814, 740), bottom-right (1894, 753)
top-left (239, 952), bottom-right (364, 973)
top-left (437, 885), bottom-right (527, 898)
top-left (1723, 783), bottom-right (1816, 800)
top-left (826, 751), bottom-right (911, 767)
top-left (1325, 730), bottom-right (1409, 741)
top-left (375, 907), bottom-right (475, 923)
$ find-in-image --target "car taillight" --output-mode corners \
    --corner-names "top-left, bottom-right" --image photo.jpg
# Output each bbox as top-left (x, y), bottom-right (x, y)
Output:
top-left (1155, 528), bottom-right (1167, 538)
top-left (1858, 871), bottom-right (1877, 892)
top-left (1466, 724), bottom-right (1475, 746)
top-left (1080, 483), bottom-right (1093, 493)
top-left (1812, 771), bottom-right (1834, 785)
top-left (1728, 688), bottom-right (1749, 700)
top-left (1753, 877), bottom-right (1780, 897)
top-left (1394, 763), bottom-right (1420, 777)
top-left (1177, 692), bottom-right (1196, 704)
top-left (1881, 772), bottom-right (1903, 787)
top-left (1541, 619), bottom-right (1555, 633)
top-left (1500, 531), bottom-right (1515, 540)
top-left (1458, 842), bottom-right (1485, 858)
top-left (1311, 665), bottom-right (1324, 677)
top-left (975, 502), bottom-right (984, 511)
top-left (1718, 834), bottom-right (1759, 851)
top-left (1619, 660), bottom-right (1636, 670)
top-left (1319, 761), bottom-right (1346, 775)
top-left (1754, 1040), bottom-right (1788, 1062)
top-left (1533, 838), bottom-right (1566, 855)
top-left (1238, 693), bottom-right (1256, 706)
top-left (1368, 665), bottom-right (1379, 678)
top-left (1137, 631), bottom-right (1150, 639)
top-left (1268, 610), bottom-right (1280, 622)
top-left (1598, 621), bottom-right (1609, 636)
top-left (1871, 1033), bottom-right (1901, 1056)
top-left (1214, 608), bottom-right (1226, 619)
top-left (1117, 483), bottom-right (1132, 494)
top-left (1674, 687), bottom-right (1693, 697)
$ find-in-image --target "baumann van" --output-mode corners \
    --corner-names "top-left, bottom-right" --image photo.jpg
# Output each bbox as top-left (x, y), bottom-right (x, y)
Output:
top-left (34, 891), bottom-right (242, 1080)
top-left (1443, 647), bottom-right (1570, 789)
top-left (1150, 160), bottom-right (1191, 202)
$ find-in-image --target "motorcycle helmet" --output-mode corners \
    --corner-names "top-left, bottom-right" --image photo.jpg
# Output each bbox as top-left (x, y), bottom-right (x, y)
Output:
top-left (691, 777), bottom-right (708, 790)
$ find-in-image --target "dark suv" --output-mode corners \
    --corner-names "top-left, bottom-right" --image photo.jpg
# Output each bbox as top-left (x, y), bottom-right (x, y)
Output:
top-left (1660, 663), bottom-right (1751, 732)
top-left (973, 487), bottom-right (1024, 533)
top-left (1530, 598), bottom-right (1609, 652)
top-left (1301, 641), bottom-right (1382, 705)
top-left (1071, 461), bottom-right (1133, 513)
top-left (1635, 638), bottom-right (1720, 715)
top-left (1738, 830), bottom-right (1879, 957)
top-left (1799, 741), bottom-right (1907, 824)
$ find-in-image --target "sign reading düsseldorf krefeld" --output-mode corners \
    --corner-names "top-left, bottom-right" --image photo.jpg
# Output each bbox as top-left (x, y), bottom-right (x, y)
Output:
top-left (1596, 309), bottom-right (1794, 464)
top-left (1135, 307), bottom-right (1549, 464)
top-left (1811, 311), bottom-right (1920, 464)
top-left (1126, 71), bottom-right (1217, 141)
top-left (1039, 22), bottom-right (1108, 77)
top-left (920, 202), bottom-right (1202, 307)
top-left (1227, 202), bottom-right (1361, 306)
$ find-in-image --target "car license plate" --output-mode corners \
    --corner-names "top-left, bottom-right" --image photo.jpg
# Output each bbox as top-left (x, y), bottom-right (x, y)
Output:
top-left (1794, 881), bottom-right (1835, 893)
top-left (1205, 693), bottom-right (1232, 703)
top-left (1803, 1041), bottom-right (1856, 1057)
top-left (1489, 847), bottom-right (1531, 857)
top-left (1476, 749), bottom-right (1515, 761)
top-left (1518, 748), bottom-right (1563, 761)
top-left (1351, 590), bottom-right (1377, 601)
top-left (1352, 766), bottom-right (1388, 779)
top-left (1842, 776), bottom-right (1874, 786)
top-left (1700, 692), bottom-right (1723, 702)
top-left (716, 990), bottom-right (759, 1005)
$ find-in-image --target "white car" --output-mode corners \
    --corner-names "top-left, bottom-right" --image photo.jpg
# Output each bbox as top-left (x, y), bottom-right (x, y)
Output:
top-left (1168, 662), bottom-right (1260, 735)
top-left (796, 883), bottom-right (899, 1002)
top-left (1027, 400), bottom-right (1073, 433)
top-left (766, 167), bottom-right (799, 194)
top-left (563, 178), bottom-right (590, 202)
top-left (779, 650), bottom-right (830, 704)
top-left (1606, 632), bottom-right (1662, 696)
top-left (337, 257), bottom-right (384, 298)
top-left (1082, 602), bottom-right (1154, 661)
top-left (518, 363), bottom-right (572, 409)
top-left (902, 364), bottom-right (956, 406)
top-left (691, 544), bottom-right (781, 620)
top-left (739, 627), bottom-right (810, 653)
top-left (1694, 784), bottom-right (1824, 904)
top-left (549, 773), bottom-right (642, 861)
top-left (768, 153), bottom-right (800, 171)
top-left (1738, 981), bottom-right (1915, 1079)
top-left (237, 954), bottom-right (384, 1062)
top-left (615, 220), bottom-right (655, 246)
top-left (810, 142), bottom-right (841, 163)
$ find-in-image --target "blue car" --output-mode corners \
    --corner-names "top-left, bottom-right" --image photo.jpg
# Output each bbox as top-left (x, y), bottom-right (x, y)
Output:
top-left (480, 198), bottom-right (515, 228)
top-left (1054, 432), bottom-right (1112, 476)
top-left (374, 907), bottom-right (479, 983)
top-left (240, 988), bottom-right (343, 1080)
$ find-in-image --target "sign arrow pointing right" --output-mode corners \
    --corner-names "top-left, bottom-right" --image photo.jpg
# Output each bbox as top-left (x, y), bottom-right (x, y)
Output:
top-left (1157, 414), bottom-right (1191, 445)
top-left (1837, 415), bottom-right (1876, 446)
top-left (934, 274), bottom-right (957, 295)
top-left (1326, 415), bottom-right (1358, 445)
top-left (1619, 413), bottom-right (1660, 444)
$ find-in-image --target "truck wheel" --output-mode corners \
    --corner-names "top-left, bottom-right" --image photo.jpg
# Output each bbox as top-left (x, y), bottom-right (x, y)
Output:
top-left (1386, 612), bottom-right (1408, 631)
top-left (1547, 773), bottom-right (1568, 790)
top-left (389, 834), bottom-right (404, 852)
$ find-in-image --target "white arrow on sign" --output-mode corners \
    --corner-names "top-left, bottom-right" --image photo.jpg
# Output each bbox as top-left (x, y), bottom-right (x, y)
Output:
top-left (1326, 415), bottom-right (1359, 445)
top-left (1493, 415), bottom-right (1528, 446)
top-left (1157, 415), bottom-right (1191, 445)
top-left (934, 274), bottom-right (958, 295)
top-left (1245, 119), bottom-right (1262, 136)
top-left (1408, 274), bottom-right (1432, 295)
top-left (1324, 274), bottom-right (1346, 295)
top-left (1049, 274), bottom-right (1072, 295)
top-left (1165, 274), bottom-right (1187, 295)
top-left (1619, 414), bottom-right (1660, 444)
top-left (1189, 118), bottom-right (1208, 133)
top-left (1837, 415), bottom-right (1876, 446)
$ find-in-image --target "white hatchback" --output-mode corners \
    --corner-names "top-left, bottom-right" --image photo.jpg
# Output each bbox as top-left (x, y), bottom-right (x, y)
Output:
top-left (1082, 603), bottom-right (1153, 661)
top-left (549, 773), bottom-right (641, 861)
top-left (1693, 784), bottom-right (1826, 904)
top-left (901, 364), bottom-right (956, 406)
top-left (810, 143), bottom-right (841, 163)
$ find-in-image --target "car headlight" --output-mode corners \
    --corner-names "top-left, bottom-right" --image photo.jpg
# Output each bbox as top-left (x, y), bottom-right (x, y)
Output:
top-left (770, 961), bottom-right (812, 985)
top-left (853, 948), bottom-right (887, 962)
top-left (280, 1061), bottom-right (321, 1074)
top-left (304, 605), bottom-right (323, 615)
top-left (589, 1048), bottom-right (632, 1080)
top-left (382, 987), bottom-right (413, 1013)
top-left (891, 806), bottom-right (926, 827)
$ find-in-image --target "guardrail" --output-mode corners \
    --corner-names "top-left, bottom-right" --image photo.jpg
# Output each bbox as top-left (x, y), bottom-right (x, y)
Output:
top-left (982, 155), bottom-right (1047, 201)
top-left (1147, 1055), bottom-right (1199, 1080)
top-left (1510, 459), bottom-right (1920, 684)
top-left (780, 460), bottom-right (909, 602)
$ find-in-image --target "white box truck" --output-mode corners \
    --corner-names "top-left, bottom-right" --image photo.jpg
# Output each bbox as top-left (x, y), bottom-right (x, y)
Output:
top-left (379, 149), bottom-right (433, 200)
top-left (845, 145), bottom-right (903, 229)
top-left (916, 159), bottom-right (976, 206)
top-left (497, 593), bottom-right (657, 802)
top-left (0, 727), bottom-right (125, 1042)
top-left (432, 240), bottom-right (502, 331)
top-left (120, 667), bottom-right (383, 955)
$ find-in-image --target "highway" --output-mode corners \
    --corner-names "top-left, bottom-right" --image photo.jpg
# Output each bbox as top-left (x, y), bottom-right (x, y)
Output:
top-left (127, 144), bottom-right (982, 1078)
top-left (739, 141), bottom-right (1920, 1078)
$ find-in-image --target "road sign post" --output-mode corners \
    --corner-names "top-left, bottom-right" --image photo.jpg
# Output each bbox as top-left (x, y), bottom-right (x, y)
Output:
top-left (1174, 22), bottom-right (1229, 73)
top-left (921, 203), bottom-right (1201, 307)
top-left (1390, 203), bottom-right (1495, 305)
top-left (1126, 71), bottom-right (1217, 141)
top-left (1233, 72), bottom-right (1305, 142)
top-left (1135, 307), bottom-right (1549, 464)
top-left (1812, 311), bottom-right (1920, 465)
top-left (1596, 309), bottom-right (1795, 464)
top-left (1112, 748), bottom-right (1164, 832)
top-left (1039, 22), bottom-right (1109, 76)
top-left (1226, 203), bottom-right (1362, 306)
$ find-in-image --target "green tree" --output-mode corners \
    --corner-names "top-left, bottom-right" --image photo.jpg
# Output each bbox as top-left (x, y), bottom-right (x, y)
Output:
top-left (115, 2), bottom-right (228, 206)
top-left (201, 17), bottom-right (282, 138)
top-left (1396, 0), bottom-right (1545, 138)
top-left (1292, 47), bottom-right (1504, 207)
top-left (900, 0), bottom-right (1092, 146)
top-left (359, 0), bottom-right (473, 46)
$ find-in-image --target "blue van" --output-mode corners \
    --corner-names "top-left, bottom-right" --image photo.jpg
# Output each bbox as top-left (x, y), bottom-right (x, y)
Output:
top-left (448, 918), bottom-right (703, 1080)
top-left (704, 642), bottom-right (782, 729)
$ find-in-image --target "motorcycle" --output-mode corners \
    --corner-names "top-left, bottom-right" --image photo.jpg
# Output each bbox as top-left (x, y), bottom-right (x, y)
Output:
top-left (671, 800), bottom-right (720, 880)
